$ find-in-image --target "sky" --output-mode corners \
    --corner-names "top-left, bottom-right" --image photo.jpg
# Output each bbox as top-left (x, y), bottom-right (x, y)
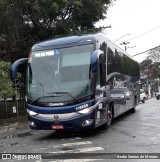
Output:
top-left (96, 0), bottom-right (160, 63)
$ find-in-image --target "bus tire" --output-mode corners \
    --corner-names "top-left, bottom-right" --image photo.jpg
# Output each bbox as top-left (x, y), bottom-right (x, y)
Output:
top-left (142, 97), bottom-right (146, 103)
top-left (102, 104), bottom-right (113, 129)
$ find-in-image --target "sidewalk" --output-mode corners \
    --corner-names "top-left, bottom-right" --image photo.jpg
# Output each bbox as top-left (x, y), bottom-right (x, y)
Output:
top-left (0, 116), bottom-right (31, 139)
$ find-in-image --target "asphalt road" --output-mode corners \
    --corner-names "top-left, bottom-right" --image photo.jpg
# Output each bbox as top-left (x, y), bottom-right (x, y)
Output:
top-left (0, 98), bottom-right (160, 162)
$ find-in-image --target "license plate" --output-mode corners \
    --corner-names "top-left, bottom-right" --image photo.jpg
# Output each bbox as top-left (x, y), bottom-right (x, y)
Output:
top-left (52, 124), bottom-right (63, 130)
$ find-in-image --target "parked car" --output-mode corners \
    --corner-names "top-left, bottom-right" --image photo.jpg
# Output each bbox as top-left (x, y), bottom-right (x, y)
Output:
top-left (156, 92), bottom-right (160, 100)
top-left (140, 89), bottom-right (147, 103)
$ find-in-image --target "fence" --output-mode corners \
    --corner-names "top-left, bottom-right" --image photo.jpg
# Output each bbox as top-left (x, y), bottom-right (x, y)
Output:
top-left (0, 98), bottom-right (26, 119)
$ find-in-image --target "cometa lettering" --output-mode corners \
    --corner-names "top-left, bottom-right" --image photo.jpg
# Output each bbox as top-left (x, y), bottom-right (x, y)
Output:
top-left (49, 103), bottom-right (64, 106)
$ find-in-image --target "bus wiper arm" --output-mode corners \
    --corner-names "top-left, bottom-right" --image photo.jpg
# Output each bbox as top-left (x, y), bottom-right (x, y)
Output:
top-left (30, 95), bottom-right (64, 104)
top-left (47, 91), bottom-right (77, 101)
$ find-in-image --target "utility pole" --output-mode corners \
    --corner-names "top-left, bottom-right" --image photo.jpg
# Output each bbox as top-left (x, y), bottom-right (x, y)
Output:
top-left (158, 78), bottom-right (160, 92)
top-left (120, 42), bottom-right (130, 51)
top-left (147, 66), bottom-right (151, 98)
top-left (96, 25), bottom-right (111, 32)
top-left (99, 25), bottom-right (111, 30)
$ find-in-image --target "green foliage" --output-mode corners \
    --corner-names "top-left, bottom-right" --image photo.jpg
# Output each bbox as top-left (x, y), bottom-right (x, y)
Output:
top-left (0, 61), bottom-right (16, 99)
top-left (140, 59), bottom-right (160, 79)
top-left (0, 0), bottom-right (113, 62)
top-left (140, 59), bottom-right (152, 70)
top-left (147, 47), bottom-right (160, 62)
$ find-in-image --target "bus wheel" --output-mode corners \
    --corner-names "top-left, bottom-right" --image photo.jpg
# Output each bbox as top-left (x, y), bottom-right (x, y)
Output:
top-left (107, 105), bottom-right (113, 126)
top-left (142, 97), bottom-right (146, 103)
top-left (100, 104), bottom-right (113, 130)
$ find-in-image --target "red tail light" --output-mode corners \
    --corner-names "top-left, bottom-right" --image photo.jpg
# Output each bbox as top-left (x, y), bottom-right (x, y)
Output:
top-left (29, 52), bottom-right (32, 58)
top-left (28, 53), bottom-right (32, 63)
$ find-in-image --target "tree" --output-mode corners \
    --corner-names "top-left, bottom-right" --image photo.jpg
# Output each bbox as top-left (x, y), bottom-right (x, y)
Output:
top-left (0, 61), bottom-right (17, 115)
top-left (147, 47), bottom-right (160, 62)
top-left (140, 59), bottom-right (160, 80)
top-left (140, 59), bottom-right (152, 70)
top-left (0, 61), bottom-right (16, 98)
top-left (0, 0), bottom-right (113, 62)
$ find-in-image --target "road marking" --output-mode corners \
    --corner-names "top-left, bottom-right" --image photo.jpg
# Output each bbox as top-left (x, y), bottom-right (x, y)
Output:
top-left (49, 147), bottom-right (105, 153)
top-left (52, 141), bottom-right (92, 148)
top-left (33, 140), bottom-right (103, 152)
top-left (33, 141), bottom-right (92, 151)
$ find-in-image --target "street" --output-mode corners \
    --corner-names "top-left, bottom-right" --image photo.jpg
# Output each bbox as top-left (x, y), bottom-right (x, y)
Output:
top-left (0, 98), bottom-right (160, 162)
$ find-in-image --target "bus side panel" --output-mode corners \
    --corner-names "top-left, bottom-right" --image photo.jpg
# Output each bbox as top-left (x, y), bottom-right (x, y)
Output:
top-left (106, 40), bottom-right (140, 117)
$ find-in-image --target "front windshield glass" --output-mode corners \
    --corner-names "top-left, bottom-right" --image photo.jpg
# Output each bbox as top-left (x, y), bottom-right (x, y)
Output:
top-left (27, 44), bottom-right (94, 102)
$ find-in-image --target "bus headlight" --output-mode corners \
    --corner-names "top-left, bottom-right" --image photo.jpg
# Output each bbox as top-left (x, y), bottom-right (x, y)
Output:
top-left (78, 107), bottom-right (92, 114)
top-left (27, 109), bottom-right (38, 116)
top-left (120, 95), bottom-right (125, 98)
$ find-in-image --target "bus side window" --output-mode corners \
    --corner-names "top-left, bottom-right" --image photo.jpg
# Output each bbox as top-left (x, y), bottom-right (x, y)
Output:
top-left (95, 62), bottom-right (101, 96)
top-left (96, 66), bottom-right (100, 87)
top-left (99, 54), bottom-right (106, 87)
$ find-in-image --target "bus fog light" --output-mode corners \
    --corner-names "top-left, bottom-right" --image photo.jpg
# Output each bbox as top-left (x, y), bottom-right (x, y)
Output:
top-left (29, 121), bottom-right (35, 127)
top-left (82, 119), bottom-right (93, 126)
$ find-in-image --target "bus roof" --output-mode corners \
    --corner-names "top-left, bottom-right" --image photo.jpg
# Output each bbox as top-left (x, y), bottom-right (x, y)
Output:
top-left (31, 33), bottom-right (138, 63)
top-left (31, 33), bottom-right (105, 51)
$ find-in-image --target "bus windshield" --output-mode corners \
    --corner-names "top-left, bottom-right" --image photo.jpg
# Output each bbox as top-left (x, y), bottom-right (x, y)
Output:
top-left (27, 44), bottom-right (94, 103)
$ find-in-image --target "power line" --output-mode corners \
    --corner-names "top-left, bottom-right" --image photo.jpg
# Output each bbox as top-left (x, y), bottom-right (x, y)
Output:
top-left (114, 0), bottom-right (149, 20)
top-left (115, 34), bottom-right (130, 42)
top-left (117, 0), bottom-right (145, 18)
top-left (125, 25), bottom-right (160, 42)
top-left (132, 44), bottom-right (160, 57)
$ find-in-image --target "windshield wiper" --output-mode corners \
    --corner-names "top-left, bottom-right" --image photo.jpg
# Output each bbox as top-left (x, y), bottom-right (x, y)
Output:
top-left (47, 91), bottom-right (77, 102)
top-left (30, 94), bottom-right (64, 104)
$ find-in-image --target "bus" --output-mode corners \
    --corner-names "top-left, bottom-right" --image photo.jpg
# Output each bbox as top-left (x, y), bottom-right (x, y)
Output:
top-left (12, 33), bottom-right (140, 131)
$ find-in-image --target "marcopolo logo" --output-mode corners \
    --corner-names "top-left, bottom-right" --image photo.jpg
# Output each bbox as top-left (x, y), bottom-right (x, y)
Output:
top-left (53, 115), bottom-right (59, 120)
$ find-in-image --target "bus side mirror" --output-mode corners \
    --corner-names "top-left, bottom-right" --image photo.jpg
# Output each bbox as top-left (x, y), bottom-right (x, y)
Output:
top-left (11, 58), bottom-right (28, 88)
top-left (91, 50), bottom-right (104, 73)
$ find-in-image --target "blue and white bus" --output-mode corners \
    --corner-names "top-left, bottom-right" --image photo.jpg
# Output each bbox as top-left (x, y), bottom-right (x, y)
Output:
top-left (12, 33), bottom-right (140, 131)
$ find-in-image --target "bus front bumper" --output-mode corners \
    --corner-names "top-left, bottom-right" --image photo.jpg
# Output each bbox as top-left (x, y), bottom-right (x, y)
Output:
top-left (27, 111), bottom-right (95, 130)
